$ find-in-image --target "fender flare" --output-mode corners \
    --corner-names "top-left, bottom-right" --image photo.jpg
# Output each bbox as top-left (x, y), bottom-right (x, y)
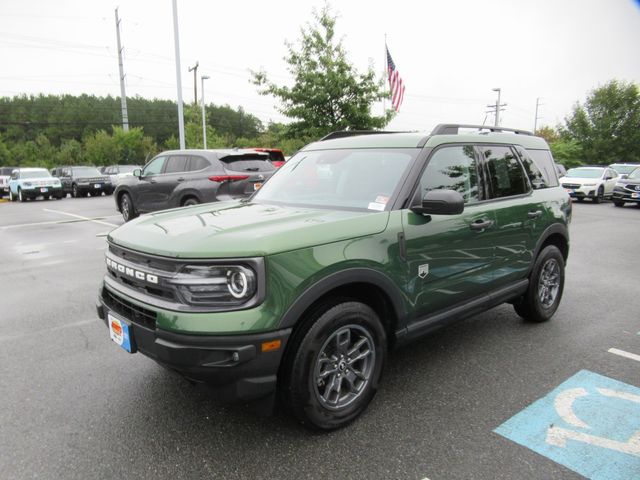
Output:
top-left (278, 267), bottom-right (407, 329)
top-left (528, 222), bottom-right (570, 274)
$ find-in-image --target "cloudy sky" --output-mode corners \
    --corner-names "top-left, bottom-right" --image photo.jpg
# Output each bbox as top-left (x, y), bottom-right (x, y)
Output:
top-left (1, 0), bottom-right (639, 133)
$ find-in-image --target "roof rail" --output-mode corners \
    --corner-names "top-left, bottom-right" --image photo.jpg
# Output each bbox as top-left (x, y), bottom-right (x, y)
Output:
top-left (319, 130), bottom-right (408, 141)
top-left (431, 124), bottom-right (533, 136)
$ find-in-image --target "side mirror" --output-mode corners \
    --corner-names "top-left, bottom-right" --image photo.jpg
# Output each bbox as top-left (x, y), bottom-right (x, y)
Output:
top-left (133, 169), bottom-right (142, 178)
top-left (411, 189), bottom-right (465, 216)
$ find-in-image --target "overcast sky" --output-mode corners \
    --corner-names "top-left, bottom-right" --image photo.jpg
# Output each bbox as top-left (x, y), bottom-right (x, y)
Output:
top-left (1, 0), bottom-right (639, 133)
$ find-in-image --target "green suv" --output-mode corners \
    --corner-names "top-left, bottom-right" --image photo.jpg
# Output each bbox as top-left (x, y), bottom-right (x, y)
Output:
top-left (97, 124), bottom-right (571, 430)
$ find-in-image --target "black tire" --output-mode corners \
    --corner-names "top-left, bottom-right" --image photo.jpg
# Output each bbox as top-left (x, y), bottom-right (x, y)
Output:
top-left (281, 300), bottom-right (386, 430)
top-left (72, 184), bottom-right (78, 198)
top-left (43, 195), bottom-right (50, 200)
top-left (9, 189), bottom-right (15, 202)
top-left (182, 197), bottom-right (199, 207)
top-left (613, 201), bottom-right (625, 207)
top-left (105, 188), bottom-right (113, 196)
top-left (592, 186), bottom-right (604, 204)
top-left (18, 188), bottom-right (26, 202)
top-left (514, 245), bottom-right (565, 323)
top-left (576, 197), bottom-right (584, 203)
top-left (120, 193), bottom-right (138, 222)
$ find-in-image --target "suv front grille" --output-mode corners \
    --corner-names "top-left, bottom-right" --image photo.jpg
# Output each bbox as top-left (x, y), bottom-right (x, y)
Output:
top-left (103, 288), bottom-right (156, 330)
top-left (562, 183), bottom-right (581, 189)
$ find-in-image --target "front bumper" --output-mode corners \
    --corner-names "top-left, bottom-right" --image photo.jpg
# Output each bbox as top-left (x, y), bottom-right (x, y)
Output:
top-left (613, 187), bottom-right (640, 203)
top-left (562, 185), bottom-right (597, 199)
top-left (21, 185), bottom-right (63, 198)
top-left (96, 285), bottom-right (290, 403)
top-left (77, 182), bottom-right (112, 193)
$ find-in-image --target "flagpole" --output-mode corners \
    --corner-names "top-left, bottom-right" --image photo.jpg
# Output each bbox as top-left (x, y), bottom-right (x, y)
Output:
top-left (382, 34), bottom-right (387, 123)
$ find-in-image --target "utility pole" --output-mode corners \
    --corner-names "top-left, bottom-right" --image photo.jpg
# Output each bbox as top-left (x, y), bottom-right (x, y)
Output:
top-left (201, 75), bottom-right (210, 149)
top-left (534, 97), bottom-right (543, 133)
top-left (114, 8), bottom-right (129, 131)
top-left (188, 61), bottom-right (199, 105)
top-left (488, 88), bottom-right (507, 126)
top-left (172, 0), bottom-right (185, 149)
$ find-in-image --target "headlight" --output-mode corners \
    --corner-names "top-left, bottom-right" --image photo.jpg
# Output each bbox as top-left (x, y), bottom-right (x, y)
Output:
top-left (583, 183), bottom-right (596, 186)
top-left (23, 182), bottom-right (32, 187)
top-left (170, 265), bottom-right (257, 307)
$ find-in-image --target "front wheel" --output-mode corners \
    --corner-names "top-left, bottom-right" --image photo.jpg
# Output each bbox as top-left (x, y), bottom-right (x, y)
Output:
top-left (613, 201), bottom-right (625, 207)
top-left (281, 301), bottom-right (386, 430)
top-left (72, 184), bottom-right (78, 198)
top-left (9, 189), bottom-right (15, 202)
top-left (514, 245), bottom-right (565, 323)
top-left (592, 186), bottom-right (604, 204)
top-left (18, 188), bottom-right (26, 202)
top-left (119, 193), bottom-right (138, 222)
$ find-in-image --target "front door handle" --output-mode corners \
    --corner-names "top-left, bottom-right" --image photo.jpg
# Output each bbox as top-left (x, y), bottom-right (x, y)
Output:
top-left (527, 210), bottom-right (543, 219)
top-left (470, 219), bottom-right (494, 231)
top-left (177, 177), bottom-right (185, 182)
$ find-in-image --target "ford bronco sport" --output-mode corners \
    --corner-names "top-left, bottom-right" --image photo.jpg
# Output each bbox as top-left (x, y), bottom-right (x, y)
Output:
top-left (97, 124), bottom-right (571, 430)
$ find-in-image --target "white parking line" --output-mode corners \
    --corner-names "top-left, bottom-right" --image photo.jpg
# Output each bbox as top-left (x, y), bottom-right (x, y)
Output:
top-left (608, 348), bottom-right (640, 363)
top-left (42, 208), bottom-right (119, 227)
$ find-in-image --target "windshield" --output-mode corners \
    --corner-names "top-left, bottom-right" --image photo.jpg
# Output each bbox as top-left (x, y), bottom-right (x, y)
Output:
top-left (565, 168), bottom-right (603, 179)
top-left (253, 148), bottom-right (417, 210)
top-left (73, 167), bottom-right (102, 177)
top-left (610, 164), bottom-right (639, 175)
top-left (20, 169), bottom-right (51, 179)
top-left (628, 167), bottom-right (640, 180)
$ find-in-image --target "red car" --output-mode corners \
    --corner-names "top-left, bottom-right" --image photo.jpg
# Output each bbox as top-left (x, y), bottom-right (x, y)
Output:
top-left (250, 148), bottom-right (286, 168)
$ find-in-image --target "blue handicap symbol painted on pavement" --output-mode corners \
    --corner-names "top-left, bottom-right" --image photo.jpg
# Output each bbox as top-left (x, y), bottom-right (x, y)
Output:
top-left (495, 370), bottom-right (640, 480)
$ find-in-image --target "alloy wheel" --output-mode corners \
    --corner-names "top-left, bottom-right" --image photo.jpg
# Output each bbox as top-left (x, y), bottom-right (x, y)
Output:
top-left (538, 258), bottom-right (561, 308)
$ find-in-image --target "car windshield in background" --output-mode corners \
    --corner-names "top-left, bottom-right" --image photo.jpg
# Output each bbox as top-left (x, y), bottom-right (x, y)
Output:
top-left (628, 168), bottom-right (640, 179)
top-left (73, 167), bottom-right (102, 177)
top-left (253, 148), bottom-right (416, 211)
top-left (220, 154), bottom-right (274, 173)
top-left (565, 168), bottom-right (603, 178)
top-left (0, 167), bottom-right (17, 176)
top-left (610, 164), bottom-right (639, 175)
top-left (20, 169), bottom-right (51, 179)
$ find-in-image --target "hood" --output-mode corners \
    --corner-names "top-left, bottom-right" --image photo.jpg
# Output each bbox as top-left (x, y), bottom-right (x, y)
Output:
top-left (559, 176), bottom-right (602, 184)
top-left (108, 201), bottom-right (390, 258)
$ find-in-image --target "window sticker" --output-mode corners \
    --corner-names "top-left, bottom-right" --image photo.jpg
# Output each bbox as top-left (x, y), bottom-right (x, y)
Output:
top-left (367, 202), bottom-right (386, 211)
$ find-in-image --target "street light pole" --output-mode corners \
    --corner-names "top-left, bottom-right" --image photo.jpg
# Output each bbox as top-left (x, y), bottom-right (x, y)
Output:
top-left (171, 0), bottom-right (185, 149)
top-left (201, 75), bottom-right (210, 149)
top-left (493, 88), bottom-right (501, 126)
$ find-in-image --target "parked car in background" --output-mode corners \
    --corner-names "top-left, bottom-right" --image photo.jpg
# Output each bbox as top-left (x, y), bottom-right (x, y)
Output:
top-left (8, 167), bottom-right (64, 201)
top-left (609, 163), bottom-right (640, 179)
top-left (250, 148), bottom-right (286, 168)
top-left (0, 166), bottom-right (18, 198)
top-left (51, 166), bottom-right (113, 198)
top-left (102, 165), bottom-right (140, 186)
top-left (114, 149), bottom-right (276, 221)
top-left (612, 167), bottom-right (640, 207)
top-left (559, 166), bottom-right (618, 203)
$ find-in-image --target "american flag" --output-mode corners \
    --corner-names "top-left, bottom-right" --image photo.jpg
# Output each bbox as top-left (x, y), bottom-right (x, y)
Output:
top-left (386, 47), bottom-right (405, 112)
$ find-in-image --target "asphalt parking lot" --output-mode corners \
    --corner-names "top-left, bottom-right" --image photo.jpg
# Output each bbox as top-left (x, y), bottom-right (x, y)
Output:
top-left (1, 195), bottom-right (639, 480)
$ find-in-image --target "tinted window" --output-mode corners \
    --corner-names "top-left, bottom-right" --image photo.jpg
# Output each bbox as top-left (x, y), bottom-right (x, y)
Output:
top-left (524, 149), bottom-right (559, 187)
top-left (187, 156), bottom-right (209, 171)
top-left (420, 146), bottom-right (480, 203)
top-left (515, 147), bottom-right (549, 189)
top-left (143, 156), bottom-right (166, 176)
top-left (220, 154), bottom-right (275, 173)
top-left (164, 156), bottom-right (188, 174)
top-left (482, 146), bottom-right (529, 198)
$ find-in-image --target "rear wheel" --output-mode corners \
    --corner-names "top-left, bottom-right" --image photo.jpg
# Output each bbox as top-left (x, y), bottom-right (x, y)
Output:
top-left (182, 197), bottom-right (199, 207)
top-left (281, 300), bottom-right (386, 430)
top-left (120, 193), bottom-right (138, 222)
top-left (514, 245), bottom-right (565, 323)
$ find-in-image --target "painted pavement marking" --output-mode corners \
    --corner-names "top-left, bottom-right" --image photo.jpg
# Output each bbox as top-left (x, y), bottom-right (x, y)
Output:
top-left (495, 370), bottom-right (640, 480)
top-left (609, 348), bottom-right (640, 363)
top-left (42, 208), bottom-right (119, 227)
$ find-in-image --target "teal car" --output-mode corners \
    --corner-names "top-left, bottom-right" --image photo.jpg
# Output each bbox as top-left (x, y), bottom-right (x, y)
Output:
top-left (8, 168), bottom-right (64, 201)
top-left (97, 124), bottom-right (571, 430)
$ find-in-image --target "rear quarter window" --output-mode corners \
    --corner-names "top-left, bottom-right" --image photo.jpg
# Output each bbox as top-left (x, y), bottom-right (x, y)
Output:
top-left (526, 148), bottom-right (560, 187)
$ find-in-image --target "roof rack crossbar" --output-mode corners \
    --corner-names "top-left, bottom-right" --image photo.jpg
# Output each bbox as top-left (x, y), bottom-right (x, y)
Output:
top-left (319, 130), bottom-right (409, 141)
top-left (430, 124), bottom-right (533, 136)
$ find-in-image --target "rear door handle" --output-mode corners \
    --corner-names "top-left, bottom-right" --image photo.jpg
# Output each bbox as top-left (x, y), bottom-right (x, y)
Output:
top-left (527, 210), bottom-right (543, 219)
top-left (470, 219), bottom-right (494, 231)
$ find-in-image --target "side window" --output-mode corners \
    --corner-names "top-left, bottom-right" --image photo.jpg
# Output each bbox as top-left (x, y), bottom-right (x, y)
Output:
top-left (607, 169), bottom-right (617, 179)
top-left (164, 156), bottom-right (188, 174)
top-left (515, 146), bottom-right (547, 190)
top-left (143, 156), bottom-right (166, 176)
top-left (63, 168), bottom-right (71, 177)
top-left (527, 149), bottom-right (559, 187)
top-left (419, 145), bottom-right (480, 204)
top-left (11, 171), bottom-right (18, 180)
top-left (482, 146), bottom-right (529, 198)
top-left (187, 156), bottom-right (209, 171)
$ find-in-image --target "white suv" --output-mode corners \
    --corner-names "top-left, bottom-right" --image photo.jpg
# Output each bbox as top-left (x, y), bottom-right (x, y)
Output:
top-left (559, 166), bottom-right (619, 203)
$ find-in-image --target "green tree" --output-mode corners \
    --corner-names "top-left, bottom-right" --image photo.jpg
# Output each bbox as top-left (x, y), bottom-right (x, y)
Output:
top-left (563, 80), bottom-right (640, 164)
top-left (252, 5), bottom-right (391, 139)
top-left (550, 138), bottom-right (584, 168)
